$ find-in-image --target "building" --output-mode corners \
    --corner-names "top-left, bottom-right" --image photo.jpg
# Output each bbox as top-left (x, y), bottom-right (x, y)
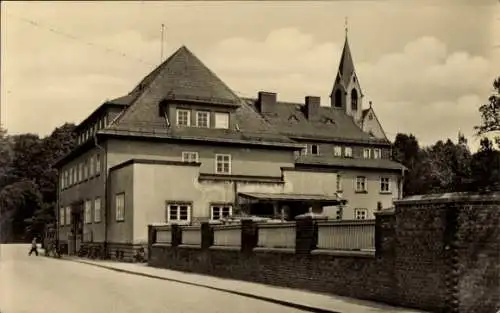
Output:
top-left (54, 34), bottom-right (405, 258)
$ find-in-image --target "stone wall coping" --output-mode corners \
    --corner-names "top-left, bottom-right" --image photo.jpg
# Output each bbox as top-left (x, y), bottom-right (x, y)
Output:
top-left (394, 191), bottom-right (500, 205)
top-left (311, 249), bottom-right (375, 258)
top-left (152, 243), bottom-right (171, 247)
top-left (316, 219), bottom-right (376, 226)
top-left (208, 245), bottom-right (240, 251)
top-left (181, 225), bottom-right (202, 231)
top-left (177, 244), bottom-right (201, 249)
top-left (253, 247), bottom-right (295, 254)
top-left (212, 224), bottom-right (242, 231)
top-left (256, 222), bottom-right (296, 228)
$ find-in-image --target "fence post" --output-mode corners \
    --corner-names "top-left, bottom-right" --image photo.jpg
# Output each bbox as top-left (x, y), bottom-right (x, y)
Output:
top-left (295, 212), bottom-right (327, 254)
top-left (147, 225), bottom-right (155, 262)
top-left (201, 222), bottom-right (213, 250)
top-left (241, 219), bottom-right (258, 254)
top-left (171, 224), bottom-right (182, 247)
top-left (374, 210), bottom-right (396, 258)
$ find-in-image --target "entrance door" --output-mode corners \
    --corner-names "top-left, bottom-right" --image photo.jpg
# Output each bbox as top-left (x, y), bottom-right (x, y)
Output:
top-left (71, 212), bottom-right (83, 254)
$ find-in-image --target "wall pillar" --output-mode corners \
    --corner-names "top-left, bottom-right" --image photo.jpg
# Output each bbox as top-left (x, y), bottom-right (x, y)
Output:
top-left (171, 224), bottom-right (182, 247)
top-left (241, 219), bottom-right (258, 254)
top-left (201, 222), bottom-right (213, 250)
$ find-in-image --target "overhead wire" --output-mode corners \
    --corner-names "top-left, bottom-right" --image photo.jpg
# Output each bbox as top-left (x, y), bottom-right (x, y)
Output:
top-left (5, 13), bottom-right (156, 67)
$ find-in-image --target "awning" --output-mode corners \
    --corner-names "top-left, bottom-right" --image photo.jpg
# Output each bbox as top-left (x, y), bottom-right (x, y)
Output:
top-left (238, 192), bottom-right (346, 205)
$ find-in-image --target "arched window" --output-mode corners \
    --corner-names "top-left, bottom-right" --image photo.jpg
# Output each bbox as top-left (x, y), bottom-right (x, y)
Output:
top-left (351, 89), bottom-right (358, 111)
top-left (335, 89), bottom-right (342, 108)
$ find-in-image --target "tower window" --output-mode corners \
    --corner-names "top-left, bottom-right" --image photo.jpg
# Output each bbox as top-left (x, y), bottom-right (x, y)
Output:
top-left (335, 89), bottom-right (342, 108)
top-left (351, 89), bottom-right (358, 111)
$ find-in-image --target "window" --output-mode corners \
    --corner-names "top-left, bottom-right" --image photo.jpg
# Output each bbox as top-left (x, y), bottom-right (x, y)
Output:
top-left (84, 160), bottom-right (89, 180)
top-left (94, 197), bottom-right (101, 223)
top-left (373, 148), bottom-right (381, 159)
top-left (363, 148), bottom-right (371, 159)
top-left (96, 154), bottom-right (101, 174)
top-left (380, 177), bottom-right (391, 193)
top-left (310, 144), bottom-right (319, 155)
top-left (333, 146), bottom-right (342, 157)
top-left (176, 109), bottom-right (190, 126)
top-left (90, 156), bottom-right (95, 177)
top-left (59, 207), bottom-right (65, 226)
top-left (336, 174), bottom-right (342, 192)
top-left (65, 207), bottom-right (71, 225)
top-left (167, 203), bottom-right (191, 223)
top-left (182, 151), bottom-right (199, 163)
top-left (354, 208), bottom-right (368, 220)
top-left (355, 176), bottom-right (367, 192)
top-left (84, 200), bottom-right (92, 224)
top-left (214, 112), bottom-right (229, 129)
top-left (215, 154), bottom-right (231, 174)
top-left (115, 193), bottom-right (125, 221)
top-left (351, 89), bottom-right (358, 111)
top-left (196, 111), bottom-right (210, 128)
top-left (78, 163), bottom-right (82, 182)
top-left (68, 169), bottom-right (72, 186)
top-left (334, 89), bottom-right (342, 108)
top-left (211, 205), bottom-right (232, 220)
top-left (345, 147), bottom-right (353, 158)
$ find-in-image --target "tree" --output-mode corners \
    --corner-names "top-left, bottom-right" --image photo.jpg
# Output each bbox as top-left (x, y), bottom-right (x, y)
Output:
top-left (469, 138), bottom-right (500, 192)
top-left (475, 76), bottom-right (500, 148)
top-left (392, 133), bottom-right (431, 196)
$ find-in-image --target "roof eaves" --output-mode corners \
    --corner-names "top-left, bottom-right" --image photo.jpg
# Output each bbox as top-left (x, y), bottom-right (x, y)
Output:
top-left (98, 128), bottom-right (303, 150)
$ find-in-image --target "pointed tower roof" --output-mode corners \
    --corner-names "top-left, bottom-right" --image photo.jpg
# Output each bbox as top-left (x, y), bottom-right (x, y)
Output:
top-left (337, 36), bottom-right (356, 89)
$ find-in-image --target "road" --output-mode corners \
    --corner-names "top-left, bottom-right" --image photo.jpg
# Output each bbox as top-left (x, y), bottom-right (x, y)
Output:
top-left (0, 244), bottom-right (306, 313)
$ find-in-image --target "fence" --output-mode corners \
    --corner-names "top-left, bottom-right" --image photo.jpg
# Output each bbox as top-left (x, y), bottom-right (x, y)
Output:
top-left (212, 224), bottom-right (241, 247)
top-left (257, 222), bottom-right (296, 249)
top-left (150, 219), bottom-right (375, 252)
top-left (316, 220), bottom-right (375, 251)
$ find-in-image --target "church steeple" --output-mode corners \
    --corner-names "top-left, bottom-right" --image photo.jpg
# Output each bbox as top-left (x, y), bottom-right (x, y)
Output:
top-left (330, 19), bottom-right (363, 124)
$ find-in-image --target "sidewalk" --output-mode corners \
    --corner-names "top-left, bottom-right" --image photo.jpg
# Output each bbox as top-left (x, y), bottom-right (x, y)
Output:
top-left (66, 257), bottom-right (426, 313)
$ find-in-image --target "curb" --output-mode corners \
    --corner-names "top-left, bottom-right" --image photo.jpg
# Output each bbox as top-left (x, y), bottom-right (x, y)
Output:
top-left (71, 259), bottom-right (339, 313)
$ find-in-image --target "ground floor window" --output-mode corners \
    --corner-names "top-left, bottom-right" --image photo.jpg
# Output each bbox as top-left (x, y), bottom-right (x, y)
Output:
top-left (94, 197), bottom-right (101, 223)
top-left (65, 207), bottom-right (71, 225)
top-left (354, 208), bottom-right (368, 220)
top-left (166, 203), bottom-right (191, 223)
top-left (211, 205), bottom-right (232, 220)
top-left (84, 200), bottom-right (92, 224)
top-left (60, 207), bottom-right (65, 225)
top-left (115, 193), bottom-right (125, 221)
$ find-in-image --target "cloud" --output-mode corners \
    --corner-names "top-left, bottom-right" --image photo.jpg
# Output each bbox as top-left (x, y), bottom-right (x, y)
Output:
top-left (202, 28), bottom-right (494, 148)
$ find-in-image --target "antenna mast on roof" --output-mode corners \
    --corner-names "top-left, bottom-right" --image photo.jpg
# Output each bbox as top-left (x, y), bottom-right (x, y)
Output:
top-left (160, 24), bottom-right (166, 63)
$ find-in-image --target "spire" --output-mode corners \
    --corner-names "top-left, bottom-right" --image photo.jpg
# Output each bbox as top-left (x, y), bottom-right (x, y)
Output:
top-left (337, 19), bottom-right (356, 89)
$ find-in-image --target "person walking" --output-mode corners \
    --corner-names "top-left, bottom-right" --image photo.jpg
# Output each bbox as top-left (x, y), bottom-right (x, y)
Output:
top-left (28, 237), bottom-right (38, 256)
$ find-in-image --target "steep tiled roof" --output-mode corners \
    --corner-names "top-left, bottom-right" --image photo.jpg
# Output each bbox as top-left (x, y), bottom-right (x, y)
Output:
top-left (105, 46), bottom-right (296, 146)
top-left (242, 98), bottom-right (390, 145)
top-left (295, 155), bottom-right (406, 171)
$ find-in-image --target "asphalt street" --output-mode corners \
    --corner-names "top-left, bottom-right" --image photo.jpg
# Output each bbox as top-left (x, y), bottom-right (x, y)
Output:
top-left (0, 244), bottom-right (307, 313)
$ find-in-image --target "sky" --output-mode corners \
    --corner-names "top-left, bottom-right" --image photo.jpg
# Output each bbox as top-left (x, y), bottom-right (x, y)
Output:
top-left (1, 0), bottom-right (499, 151)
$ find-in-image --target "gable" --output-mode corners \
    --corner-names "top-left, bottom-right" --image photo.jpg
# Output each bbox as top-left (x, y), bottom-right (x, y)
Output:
top-left (362, 107), bottom-right (389, 141)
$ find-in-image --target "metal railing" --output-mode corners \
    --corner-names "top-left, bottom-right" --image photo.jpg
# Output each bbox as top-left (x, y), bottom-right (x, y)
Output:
top-left (316, 219), bottom-right (375, 251)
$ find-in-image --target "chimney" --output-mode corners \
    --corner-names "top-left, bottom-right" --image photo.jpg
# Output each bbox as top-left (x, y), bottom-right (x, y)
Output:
top-left (256, 91), bottom-right (277, 114)
top-left (304, 96), bottom-right (320, 120)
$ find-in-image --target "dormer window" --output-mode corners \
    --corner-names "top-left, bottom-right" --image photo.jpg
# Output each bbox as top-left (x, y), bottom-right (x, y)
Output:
top-left (363, 148), bottom-right (371, 159)
top-left (333, 146), bottom-right (342, 157)
top-left (214, 112), bottom-right (229, 129)
top-left (176, 109), bottom-right (190, 127)
top-left (196, 111), bottom-right (210, 128)
top-left (344, 147), bottom-right (353, 158)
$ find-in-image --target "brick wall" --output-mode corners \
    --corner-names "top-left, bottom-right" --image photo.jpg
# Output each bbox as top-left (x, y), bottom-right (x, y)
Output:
top-left (148, 192), bottom-right (500, 313)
